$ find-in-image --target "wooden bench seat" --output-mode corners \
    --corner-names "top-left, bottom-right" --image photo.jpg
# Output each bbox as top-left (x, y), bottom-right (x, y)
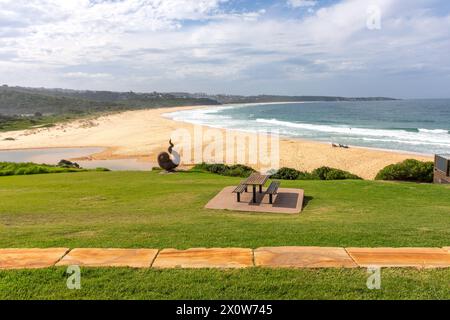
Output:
top-left (232, 183), bottom-right (248, 202)
top-left (266, 181), bottom-right (280, 204)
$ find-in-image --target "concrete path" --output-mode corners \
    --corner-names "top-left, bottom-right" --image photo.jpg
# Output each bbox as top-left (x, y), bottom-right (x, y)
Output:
top-left (255, 247), bottom-right (358, 268)
top-left (0, 248), bottom-right (69, 269)
top-left (1, 247), bottom-right (450, 270)
top-left (153, 248), bottom-right (253, 269)
top-left (55, 248), bottom-right (159, 268)
top-left (347, 247), bottom-right (450, 268)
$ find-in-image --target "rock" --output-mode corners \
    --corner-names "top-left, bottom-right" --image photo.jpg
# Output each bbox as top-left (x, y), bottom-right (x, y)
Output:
top-left (58, 159), bottom-right (81, 169)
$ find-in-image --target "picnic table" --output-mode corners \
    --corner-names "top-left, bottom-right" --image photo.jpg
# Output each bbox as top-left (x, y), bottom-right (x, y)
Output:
top-left (243, 173), bottom-right (270, 203)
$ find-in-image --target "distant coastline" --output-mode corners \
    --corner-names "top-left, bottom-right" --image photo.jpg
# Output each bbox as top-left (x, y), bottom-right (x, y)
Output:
top-left (0, 84), bottom-right (396, 116)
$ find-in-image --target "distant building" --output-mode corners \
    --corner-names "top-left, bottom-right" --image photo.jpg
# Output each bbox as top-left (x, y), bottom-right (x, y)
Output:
top-left (434, 154), bottom-right (450, 184)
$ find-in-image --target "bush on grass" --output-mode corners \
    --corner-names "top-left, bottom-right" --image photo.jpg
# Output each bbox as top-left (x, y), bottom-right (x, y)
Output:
top-left (270, 167), bottom-right (316, 180)
top-left (0, 162), bottom-right (110, 177)
top-left (312, 166), bottom-right (362, 180)
top-left (192, 163), bottom-right (256, 178)
top-left (271, 166), bottom-right (361, 181)
top-left (192, 163), bottom-right (362, 181)
top-left (375, 159), bottom-right (434, 183)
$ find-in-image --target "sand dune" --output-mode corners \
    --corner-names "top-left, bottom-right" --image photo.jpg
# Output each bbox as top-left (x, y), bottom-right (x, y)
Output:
top-left (0, 105), bottom-right (432, 179)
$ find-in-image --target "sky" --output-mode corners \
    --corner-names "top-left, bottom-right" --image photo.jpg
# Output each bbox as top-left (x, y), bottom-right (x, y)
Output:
top-left (0, 0), bottom-right (450, 98)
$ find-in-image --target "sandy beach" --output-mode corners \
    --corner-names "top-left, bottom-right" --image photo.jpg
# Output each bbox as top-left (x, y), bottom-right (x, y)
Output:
top-left (0, 105), bottom-right (432, 179)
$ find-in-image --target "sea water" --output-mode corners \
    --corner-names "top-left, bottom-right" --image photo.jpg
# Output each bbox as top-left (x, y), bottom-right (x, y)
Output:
top-left (165, 99), bottom-right (450, 155)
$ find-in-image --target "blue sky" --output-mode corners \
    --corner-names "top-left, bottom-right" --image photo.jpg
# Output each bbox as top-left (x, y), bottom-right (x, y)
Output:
top-left (0, 0), bottom-right (450, 98)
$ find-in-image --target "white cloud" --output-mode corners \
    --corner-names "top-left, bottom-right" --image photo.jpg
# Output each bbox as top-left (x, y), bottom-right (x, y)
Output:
top-left (64, 72), bottom-right (112, 79)
top-left (287, 0), bottom-right (317, 8)
top-left (0, 0), bottom-right (449, 97)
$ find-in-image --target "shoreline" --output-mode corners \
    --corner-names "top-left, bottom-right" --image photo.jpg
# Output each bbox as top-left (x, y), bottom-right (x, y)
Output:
top-left (0, 104), bottom-right (433, 179)
top-left (162, 103), bottom-right (434, 158)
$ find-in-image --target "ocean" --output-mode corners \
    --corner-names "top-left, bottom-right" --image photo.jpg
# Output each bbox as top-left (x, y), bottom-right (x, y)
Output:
top-left (165, 99), bottom-right (450, 155)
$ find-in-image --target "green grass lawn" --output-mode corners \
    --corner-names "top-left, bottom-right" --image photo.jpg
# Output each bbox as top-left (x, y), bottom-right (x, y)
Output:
top-left (0, 171), bottom-right (449, 299)
top-left (1, 268), bottom-right (449, 300)
top-left (0, 171), bottom-right (449, 248)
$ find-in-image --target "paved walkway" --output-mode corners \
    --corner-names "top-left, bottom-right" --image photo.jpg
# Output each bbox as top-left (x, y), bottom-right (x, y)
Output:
top-left (1, 247), bottom-right (450, 270)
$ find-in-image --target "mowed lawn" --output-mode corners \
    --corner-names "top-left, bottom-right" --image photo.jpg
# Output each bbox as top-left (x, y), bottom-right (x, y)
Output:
top-left (0, 171), bottom-right (449, 248)
top-left (1, 268), bottom-right (449, 300)
top-left (0, 171), bottom-right (449, 300)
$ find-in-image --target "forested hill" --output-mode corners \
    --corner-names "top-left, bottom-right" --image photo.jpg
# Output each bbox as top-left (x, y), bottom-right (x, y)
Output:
top-left (0, 85), bottom-right (219, 116)
top-left (171, 93), bottom-right (397, 104)
top-left (0, 85), bottom-right (396, 117)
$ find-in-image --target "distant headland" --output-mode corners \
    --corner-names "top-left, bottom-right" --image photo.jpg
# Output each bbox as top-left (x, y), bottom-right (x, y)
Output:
top-left (0, 84), bottom-right (396, 117)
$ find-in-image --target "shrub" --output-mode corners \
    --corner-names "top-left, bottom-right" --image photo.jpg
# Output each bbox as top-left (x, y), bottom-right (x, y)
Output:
top-left (192, 163), bottom-right (362, 181)
top-left (312, 166), bottom-right (362, 180)
top-left (0, 162), bottom-right (109, 177)
top-left (270, 166), bottom-right (361, 181)
top-left (226, 164), bottom-right (256, 177)
top-left (192, 163), bottom-right (256, 178)
top-left (207, 164), bottom-right (228, 175)
top-left (57, 159), bottom-right (81, 169)
top-left (375, 159), bottom-right (434, 183)
top-left (271, 167), bottom-right (301, 180)
top-left (23, 165), bottom-right (47, 175)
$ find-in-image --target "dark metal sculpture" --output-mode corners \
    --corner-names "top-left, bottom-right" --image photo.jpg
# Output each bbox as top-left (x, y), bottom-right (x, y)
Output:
top-left (157, 139), bottom-right (180, 172)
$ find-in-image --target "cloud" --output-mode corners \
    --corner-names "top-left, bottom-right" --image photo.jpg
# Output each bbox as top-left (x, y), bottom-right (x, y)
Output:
top-left (287, 0), bottom-right (317, 8)
top-left (63, 72), bottom-right (112, 79)
top-left (0, 0), bottom-right (449, 97)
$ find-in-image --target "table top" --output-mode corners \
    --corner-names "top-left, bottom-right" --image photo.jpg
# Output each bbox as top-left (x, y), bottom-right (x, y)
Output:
top-left (243, 173), bottom-right (269, 186)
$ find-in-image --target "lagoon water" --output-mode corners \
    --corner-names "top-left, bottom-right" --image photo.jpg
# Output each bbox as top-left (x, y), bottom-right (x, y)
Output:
top-left (0, 147), bottom-right (152, 171)
top-left (166, 99), bottom-right (450, 155)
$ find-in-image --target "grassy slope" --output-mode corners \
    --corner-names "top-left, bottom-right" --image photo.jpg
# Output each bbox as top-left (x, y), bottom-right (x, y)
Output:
top-left (0, 162), bottom-right (105, 176)
top-left (0, 87), bottom-right (219, 132)
top-left (0, 171), bottom-right (449, 248)
top-left (0, 114), bottom-right (92, 132)
top-left (0, 171), bottom-right (449, 300)
top-left (1, 268), bottom-right (449, 300)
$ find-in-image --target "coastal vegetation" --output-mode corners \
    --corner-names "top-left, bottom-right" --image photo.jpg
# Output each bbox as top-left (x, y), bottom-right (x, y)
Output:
top-left (0, 113), bottom-right (83, 132)
top-left (192, 163), bottom-right (362, 180)
top-left (271, 167), bottom-right (362, 180)
top-left (0, 85), bottom-right (219, 116)
top-left (192, 163), bottom-right (256, 177)
top-left (310, 166), bottom-right (362, 180)
top-left (0, 170), bottom-right (449, 299)
top-left (375, 159), bottom-right (434, 183)
top-left (0, 85), bottom-right (219, 132)
top-left (0, 162), bottom-right (108, 176)
top-left (270, 167), bottom-right (312, 180)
